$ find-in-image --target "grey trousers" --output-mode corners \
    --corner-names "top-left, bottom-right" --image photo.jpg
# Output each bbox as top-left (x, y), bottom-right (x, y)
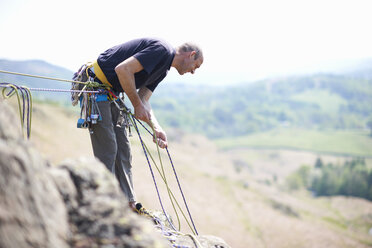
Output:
top-left (89, 100), bottom-right (136, 202)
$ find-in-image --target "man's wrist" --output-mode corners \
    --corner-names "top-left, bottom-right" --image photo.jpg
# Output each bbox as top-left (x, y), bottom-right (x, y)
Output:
top-left (153, 125), bottom-right (163, 132)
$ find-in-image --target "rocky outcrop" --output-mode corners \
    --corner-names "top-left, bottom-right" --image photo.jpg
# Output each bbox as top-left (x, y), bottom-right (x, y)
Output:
top-left (0, 102), bottom-right (69, 248)
top-left (0, 100), bottom-right (231, 248)
top-left (51, 157), bottom-right (168, 248)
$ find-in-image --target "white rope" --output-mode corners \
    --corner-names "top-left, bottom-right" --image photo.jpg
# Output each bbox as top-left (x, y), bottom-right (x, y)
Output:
top-left (28, 87), bottom-right (100, 93)
top-left (0, 85), bottom-right (100, 94)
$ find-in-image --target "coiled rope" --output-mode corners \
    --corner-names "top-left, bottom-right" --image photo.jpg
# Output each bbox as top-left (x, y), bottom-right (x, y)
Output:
top-left (0, 83), bottom-right (33, 139)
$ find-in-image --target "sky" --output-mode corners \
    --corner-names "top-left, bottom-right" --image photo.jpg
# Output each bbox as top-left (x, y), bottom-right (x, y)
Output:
top-left (1, 0), bottom-right (372, 85)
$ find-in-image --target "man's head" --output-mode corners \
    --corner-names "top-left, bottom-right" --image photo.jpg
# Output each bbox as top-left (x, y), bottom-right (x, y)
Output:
top-left (173, 42), bottom-right (203, 75)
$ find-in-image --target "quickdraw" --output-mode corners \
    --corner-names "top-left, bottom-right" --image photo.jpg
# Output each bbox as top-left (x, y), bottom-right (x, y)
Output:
top-left (76, 91), bottom-right (102, 132)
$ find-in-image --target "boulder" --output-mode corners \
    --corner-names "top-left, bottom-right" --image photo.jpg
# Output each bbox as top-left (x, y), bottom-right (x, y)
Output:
top-left (51, 157), bottom-right (168, 248)
top-left (0, 100), bottom-right (69, 248)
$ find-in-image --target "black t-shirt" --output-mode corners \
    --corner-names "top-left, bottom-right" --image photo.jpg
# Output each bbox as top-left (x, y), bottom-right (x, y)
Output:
top-left (97, 38), bottom-right (175, 92)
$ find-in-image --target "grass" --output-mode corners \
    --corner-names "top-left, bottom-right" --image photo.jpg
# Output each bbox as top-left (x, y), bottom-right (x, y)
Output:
top-left (290, 89), bottom-right (347, 113)
top-left (215, 128), bottom-right (372, 157)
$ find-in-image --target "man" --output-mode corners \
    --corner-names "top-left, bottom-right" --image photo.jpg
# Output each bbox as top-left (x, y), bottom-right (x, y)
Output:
top-left (87, 38), bottom-right (203, 211)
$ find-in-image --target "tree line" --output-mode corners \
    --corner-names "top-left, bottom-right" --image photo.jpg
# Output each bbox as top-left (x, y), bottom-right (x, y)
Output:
top-left (286, 158), bottom-right (372, 201)
top-left (152, 74), bottom-right (372, 138)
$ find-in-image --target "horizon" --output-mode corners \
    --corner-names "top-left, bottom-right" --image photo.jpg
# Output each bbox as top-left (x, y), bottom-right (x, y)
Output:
top-left (1, 56), bottom-right (371, 87)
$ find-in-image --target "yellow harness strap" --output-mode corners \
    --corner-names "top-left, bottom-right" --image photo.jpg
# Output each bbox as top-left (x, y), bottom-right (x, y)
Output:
top-left (88, 60), bottom-right (113, 88)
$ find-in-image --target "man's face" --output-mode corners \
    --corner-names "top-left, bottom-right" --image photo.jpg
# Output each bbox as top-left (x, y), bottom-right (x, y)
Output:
top-left (178, 52), bottom-right (203, 75)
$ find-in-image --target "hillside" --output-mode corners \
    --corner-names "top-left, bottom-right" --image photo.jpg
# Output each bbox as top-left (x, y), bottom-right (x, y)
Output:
top-left (1, 58), bottom-right (372, 141)
top-left (4, 99), bottom-right (371, 248)
top-left (151, 73), bottom-right (372, 139)
top-left (0, 59), bottom-right (74, 102)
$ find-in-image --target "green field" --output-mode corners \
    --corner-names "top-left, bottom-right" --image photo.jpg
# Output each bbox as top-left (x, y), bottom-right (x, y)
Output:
top-left (290, 89), bottom-right (348, 113)
top-left (215, 128), bottom-right (372, 157)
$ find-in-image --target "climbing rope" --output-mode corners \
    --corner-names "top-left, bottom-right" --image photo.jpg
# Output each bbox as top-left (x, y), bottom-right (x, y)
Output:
top-left (111, 97), bottom-right (199, 234)
top-left (0, 83), bottom-right (33, 139)
top-left (134, 118), bottom-right (199, 236)
top-left (0, 69), bottom-right (90, 85)
top-left (122, 106), bottom-right (199, 235)
top-left (129, 116), bottom-right (202, 247)
top-left (29, 87), bottom-right (100, 93)
top-left (0, 69), bottom-right (103, 139)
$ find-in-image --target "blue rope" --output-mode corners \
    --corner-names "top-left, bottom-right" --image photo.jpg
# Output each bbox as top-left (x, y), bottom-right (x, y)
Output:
top-left (165, 148), bottom-right (199, 236)
top-left (134, 119), bottom-right (199, 235)
top-left (131, 117), bottom-right (178, 231)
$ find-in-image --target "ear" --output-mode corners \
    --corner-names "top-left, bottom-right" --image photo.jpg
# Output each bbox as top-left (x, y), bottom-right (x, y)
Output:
top-left (190, 51), bottom-right (196, 58)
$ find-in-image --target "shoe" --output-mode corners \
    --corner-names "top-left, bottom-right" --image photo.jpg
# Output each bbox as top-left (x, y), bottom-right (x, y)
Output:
top-left (135, 203), bottom-right (152, 218)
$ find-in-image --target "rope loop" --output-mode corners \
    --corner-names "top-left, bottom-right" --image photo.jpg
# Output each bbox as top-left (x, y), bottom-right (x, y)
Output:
top-left (120, 105), bottom-right (199, 236)
top-left (0, 83), bottom-right (33, 139)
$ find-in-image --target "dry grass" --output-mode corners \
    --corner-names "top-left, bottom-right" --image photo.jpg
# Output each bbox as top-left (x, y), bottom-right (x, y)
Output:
top-left (7, 100), bottom-right (372, 248)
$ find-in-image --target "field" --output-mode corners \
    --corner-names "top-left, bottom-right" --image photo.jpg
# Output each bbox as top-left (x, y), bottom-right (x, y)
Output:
top-left (216, 128), bottom-right (372, 157)
top-left (4, 99), bottom-right (372, 248)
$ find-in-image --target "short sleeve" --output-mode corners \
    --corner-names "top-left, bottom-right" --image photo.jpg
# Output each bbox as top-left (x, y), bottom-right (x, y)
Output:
top-left (133, 43), bottom-right (167, 74)
top-left (146, 72), bottom-right (167, 92)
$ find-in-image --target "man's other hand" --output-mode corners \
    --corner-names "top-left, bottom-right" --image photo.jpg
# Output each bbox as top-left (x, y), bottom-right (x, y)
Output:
top-left (153, 129), bottom-right (168, 149)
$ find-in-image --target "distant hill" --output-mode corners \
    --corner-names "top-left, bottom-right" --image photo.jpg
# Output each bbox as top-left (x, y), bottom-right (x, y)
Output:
top-left (151, 66), bottom-right (372, 138)
top-left (327, 57), bottom-right (372, 79)
top-left (0, 59), bottom-right (74, 102)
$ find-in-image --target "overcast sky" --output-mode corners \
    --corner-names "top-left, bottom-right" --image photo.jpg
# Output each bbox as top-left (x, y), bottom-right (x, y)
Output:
top-left (1, 0), bottom-right (372, 85)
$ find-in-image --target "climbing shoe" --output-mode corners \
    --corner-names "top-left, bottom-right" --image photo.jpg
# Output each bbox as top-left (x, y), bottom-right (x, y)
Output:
top-left (135, 203), bottom-right (152, 218)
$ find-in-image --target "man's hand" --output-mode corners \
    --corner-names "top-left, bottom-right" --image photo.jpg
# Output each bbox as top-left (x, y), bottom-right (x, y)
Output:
top-left (153, 129), bottom-right (168, 149)
top-left (134, 103), bottom-right (151, 123)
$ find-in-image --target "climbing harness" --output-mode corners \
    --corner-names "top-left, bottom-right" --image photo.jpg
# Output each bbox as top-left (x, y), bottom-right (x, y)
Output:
top-left (71, 62), bottom-right (119, 133)
top-left (0, 68), bottom-right (200, 245)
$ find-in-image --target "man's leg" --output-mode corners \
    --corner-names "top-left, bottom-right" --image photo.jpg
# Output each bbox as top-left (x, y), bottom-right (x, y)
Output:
top-left (90, 101), bottom-right (117, 173)
top-left (111, 103), bottom-right (137, 205)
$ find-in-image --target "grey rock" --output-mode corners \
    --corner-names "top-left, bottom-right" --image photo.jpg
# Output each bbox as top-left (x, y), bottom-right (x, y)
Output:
top-left (0, 99), bottom-right (22, 141)
top-left (53, 157), bottom-right (168, 248)
top-left (148, 210), bottom-right (231, 248)
top-left (0, 103), bottom-right (68, 248)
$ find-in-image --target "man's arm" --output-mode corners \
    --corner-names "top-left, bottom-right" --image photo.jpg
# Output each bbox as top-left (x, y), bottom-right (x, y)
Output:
top-left (114, 56), bottom-right (151, 123)
top-left (138, 87), bottom-right (168, 149)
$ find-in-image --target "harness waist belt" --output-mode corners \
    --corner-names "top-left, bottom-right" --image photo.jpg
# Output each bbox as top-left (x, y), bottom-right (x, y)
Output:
top-left (91, 60), bottom-right (112, 88)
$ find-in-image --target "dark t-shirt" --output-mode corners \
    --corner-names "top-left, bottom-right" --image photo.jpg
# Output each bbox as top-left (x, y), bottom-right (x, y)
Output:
top-left (97, 38), bottom-right (175, 92)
